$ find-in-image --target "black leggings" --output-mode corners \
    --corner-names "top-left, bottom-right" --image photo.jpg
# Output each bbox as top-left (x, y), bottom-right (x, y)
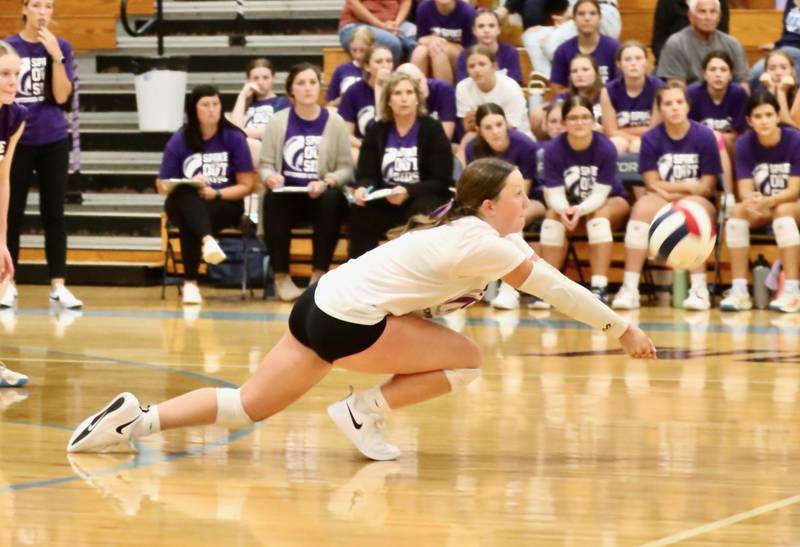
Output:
top-left (347, 192), bottom-right (449, 258)
top-left (8, 138), bottom-right (70, 279)
top-left (164, 185), bottom-right (244, 280)
top-left (288, 282), bottom-right (386, 363)
top-left (263, 187), bottom-right (348, 273)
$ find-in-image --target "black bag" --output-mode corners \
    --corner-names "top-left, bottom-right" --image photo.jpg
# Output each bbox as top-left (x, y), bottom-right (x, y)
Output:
top-left (206, 237), bottom-right (270, 288)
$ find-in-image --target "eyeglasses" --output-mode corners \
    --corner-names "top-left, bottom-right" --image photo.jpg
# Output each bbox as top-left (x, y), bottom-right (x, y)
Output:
top-left (565, 114), bottom-right (594, 123)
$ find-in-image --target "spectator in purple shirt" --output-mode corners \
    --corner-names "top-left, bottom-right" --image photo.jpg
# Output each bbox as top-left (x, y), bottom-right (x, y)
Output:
top-left (230, 58), bottom-right (291, 170)
top-left (326, 26), bottom-right (375, 108)
top-left (758, 50), bottom-right (799, 128)
top-left (721, 91), bottom-right (800, 312)
top-left (411, 0), bottom-right (476, 84)
top-left (612, 83), bottom-right (721, 312)
top-left (395, 62), bottom-right (456, 140)
top-left (455, 10), bottom-right (522, 84)
top-left (5, 0), bottom-right (81, 309)
top-left (601, 41), bottom-right (662, 155)
top-left (156, 86), bottom-right (255, 306)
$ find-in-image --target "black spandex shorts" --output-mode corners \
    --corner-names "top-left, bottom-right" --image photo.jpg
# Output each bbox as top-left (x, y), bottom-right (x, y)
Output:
top-left (288, 282), bottom-right (387, 363)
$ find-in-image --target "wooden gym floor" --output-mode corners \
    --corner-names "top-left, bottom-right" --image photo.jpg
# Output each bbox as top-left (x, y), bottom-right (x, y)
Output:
top-left (1, 285), bottom-right (800, 546)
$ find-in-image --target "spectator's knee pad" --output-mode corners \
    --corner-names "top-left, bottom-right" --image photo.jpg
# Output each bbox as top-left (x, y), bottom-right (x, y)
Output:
top-left (773, 216), bottom-right (800, 248)
top-left (624, 220), bottom-right (649, 250)
top-left (444, 368), bottom-right (480, 392)
top-left (725, 218), bottom-right (750, 249)
top-left (587, 217), bottom-right (613, 244)
top-left (216, 388), bottom-right (254, 428)
top-left (540, 219), bottom-right (566, 247)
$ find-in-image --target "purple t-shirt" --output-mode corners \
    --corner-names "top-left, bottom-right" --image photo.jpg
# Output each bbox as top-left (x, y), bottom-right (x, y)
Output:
top-left (455, 42), bottom-right (522, 84)
top-left (465, 129), bottom-right (537, 182)
top-left (639, 121), bottom-right (722, 182)
top-left (159, 126), bottom-right (252, 190)
top-left (735, 127), bottom-right (800, 196)
top-left (551, 35), bottom-right (620, 88)
top-left (0, 103), bottom-right (26, 162)
top-left (416, 0), bottom-right (476, 46)
top-left (543, 132), bottom-right (625, 204)
top-left (338, 79), bottom-right (375, 139)
top-left (687, 82), bottom-right (747, 133)
top-left (605, 75), bottom-right (661, 128)
top-left (427, 79), bottom-right (456, 123)
top-left (382, 119), bottom-right (421, 186)
top-left (325, 61), bottom-right (363, 102)
top-left (281, 108), bottom-right (330, 187)
top-left (244, 96), bottom-right (290, 129)
top-left (6, 34), bottom-right (75, 146)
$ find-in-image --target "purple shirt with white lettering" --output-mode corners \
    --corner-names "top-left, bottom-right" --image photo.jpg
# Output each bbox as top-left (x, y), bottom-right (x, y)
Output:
top-left (244, 96), bottom-right (290, 129)
top-left (281, 107), bottom-right (330, 187)
top-left (455, 42), bottom-right (522, 83)
top-left (338, 79), bottom-right (376, 139)
top-left (159, 126), bottom-right (252, 189)
top-left (465, 129), bottom-right (538, 182)
top-left (416, 0), bottom-right (476, 46)
top-left (735, 127), bottom-right (800, 196)
top-left (543, 131), bottom-right (626, 204)
top-left (605, 75), bottom-right (662, 128)
top-left (550, 35), bottom-right (621, 88)
top-left (427, 78), bottom-right (456, 123)
top-left (383, 119), bottom-right (421, 186)
top-left (687, 82), bottom-right (747, 133)
top-left (0, 103), bottom-right (26, 162)
top-left (639, 121), bottom-right (722, 182)
top-left (6, 34), bottom-right (75, 146)
top-left (325, 61), bottom-right (363, 102)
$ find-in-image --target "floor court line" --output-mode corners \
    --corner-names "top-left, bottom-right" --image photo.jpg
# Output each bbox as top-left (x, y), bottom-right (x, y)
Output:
top-left (640, 493), bottom-right (800, 546)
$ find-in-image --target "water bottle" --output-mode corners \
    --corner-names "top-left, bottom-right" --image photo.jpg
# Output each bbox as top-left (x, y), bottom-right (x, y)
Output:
top-left (752, 254), bottom-right (771, 310)
top-left (672, 270), bottom-right (688, 308)
top-left (527, 79), bottom-right (547, 112)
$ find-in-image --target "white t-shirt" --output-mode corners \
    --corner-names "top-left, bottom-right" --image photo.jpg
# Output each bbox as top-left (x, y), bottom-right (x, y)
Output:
top-left (456, 73), bottom-right (532, 137)
top-left (315, 216), bottom-right (533, 325)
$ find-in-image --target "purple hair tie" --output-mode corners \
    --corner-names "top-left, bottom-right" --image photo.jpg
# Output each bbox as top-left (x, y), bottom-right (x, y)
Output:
top-left (430, 198), bottom-right (454, 219)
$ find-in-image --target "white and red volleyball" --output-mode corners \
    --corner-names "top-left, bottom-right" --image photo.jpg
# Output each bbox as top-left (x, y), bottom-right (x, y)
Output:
top-left (648, 199), bottom-right (716, 270)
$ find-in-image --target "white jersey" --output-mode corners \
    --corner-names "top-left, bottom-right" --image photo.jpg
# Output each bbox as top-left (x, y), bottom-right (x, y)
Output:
top-left (315, 216), bottom-right (533, 325)
top-left (456, 73), bottom-right (532, 137)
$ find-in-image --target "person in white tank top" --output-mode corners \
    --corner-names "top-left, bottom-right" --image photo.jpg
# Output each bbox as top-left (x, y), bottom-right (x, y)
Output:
top-left (67, 159), bottom-right (657, 462)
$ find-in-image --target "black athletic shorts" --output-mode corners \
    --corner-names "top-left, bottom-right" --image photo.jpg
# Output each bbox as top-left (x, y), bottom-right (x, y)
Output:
top-left (288, 282), bottom-right (387, 363)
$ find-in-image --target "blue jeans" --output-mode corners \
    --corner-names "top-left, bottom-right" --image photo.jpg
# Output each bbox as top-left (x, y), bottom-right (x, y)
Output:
top-left (749, 46), bottom-right (800, 89)
top-left (338, 22), bottom-right (417, 64)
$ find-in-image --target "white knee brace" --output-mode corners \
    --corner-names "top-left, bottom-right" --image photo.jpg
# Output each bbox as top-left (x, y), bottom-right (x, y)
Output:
top-left (216, 388), bottom-right (254, 428)
top-left (540, 218), bottom-right (566, 246)
top-left (624, 220), bottom-right (649, 250)
top-left (444, 368), bottom-right (481, 392)
top-left (773, 216), bottom-right (800, 248)
top-left (725, 218), bottom-right (750, 249)
top-left (587, 217), bottom-right (613, 244)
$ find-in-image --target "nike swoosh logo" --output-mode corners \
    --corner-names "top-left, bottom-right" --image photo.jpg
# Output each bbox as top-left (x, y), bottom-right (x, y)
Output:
top-left (140, 406), bottom-right (150, 413)
top-left (115, 417), bottom-right (138, 435)
top-left (70, 396), bottom-right (125, 446)
top-left (346, 401), bottom-right (363, 430)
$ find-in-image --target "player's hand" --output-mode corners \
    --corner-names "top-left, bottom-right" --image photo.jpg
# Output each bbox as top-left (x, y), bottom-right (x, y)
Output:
top-left (619, 325), bottom-right (657, 359)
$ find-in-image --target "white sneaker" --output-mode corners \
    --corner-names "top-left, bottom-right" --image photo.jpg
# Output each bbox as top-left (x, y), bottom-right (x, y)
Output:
top-left (67, 392), bottom-right (143, 453)
top-left (491, 281), bottom-right (520, 310)
top-left (274, 275), bottom-right (303, 302)
top-left (182, 283), bottom-right (202, 305)
top-left (0, 363), bottom-right (28, 387)
top-left (327, 391), bottom-right (400, 461)
top-left (48, 285), bottom-right (83, 309)
top-left (611, 285), bottom-right (640, 310)
top-left (527, 296), bottom-right (552, 310)
top-left (0, 283), bottom-right (16, 308)
top-left (719, 290), bottom-right (752, 312)
top-left (769, 290), bottom-right (800, 313)
top-left (683, 286), bottom-right (711, 311)
top-left (202, 238), bottom-right (226, 265)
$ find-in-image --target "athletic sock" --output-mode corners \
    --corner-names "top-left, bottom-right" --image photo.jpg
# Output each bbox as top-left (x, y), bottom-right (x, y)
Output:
top-left (623, 272), bottom-right (640, 291)
top-left (591, 275), bottom-right (608, 288)
top-left (357, 385), bottom-right (391, 415)
top-left (785, 280), bottom-right (800, 294)
top-left (690, 273), bottom-right (707, 291)
top-left (130, 404), bottom-right (161, 439)
top-left (731, 278), bottom-right (748, 294)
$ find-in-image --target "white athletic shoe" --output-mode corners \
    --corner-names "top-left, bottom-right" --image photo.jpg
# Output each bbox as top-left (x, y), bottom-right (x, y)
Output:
top-left (769, 290), bottom-right (800, 313)
top-left (0, 283), bottom-right (16, 308)
top-left (182, 283), bottom-right (202, 305)
top-left (202, 238), bottom-right (226, 265)
top-left (611, 285), bottom-right (640, 310)
top-left (0, 362), bottom-right (28, 387)
top-left (49, 285), bottom-right (83, 309)
top-left (67, 392), bottom-right (143, 453)
top-left (683, 286), bottom-right (711, 311)
top-left (491, 282), bottom-right (520, 310)
top-left (327, 391), bottom-right (400, 461)
top-left (274, 275), bottom-right (303, 302)
top-left (719, 290), bottom-right (752, 312)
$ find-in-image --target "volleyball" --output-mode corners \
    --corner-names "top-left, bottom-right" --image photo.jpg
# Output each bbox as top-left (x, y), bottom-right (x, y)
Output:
top-left (648, 199), bottom-right (716, 270)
